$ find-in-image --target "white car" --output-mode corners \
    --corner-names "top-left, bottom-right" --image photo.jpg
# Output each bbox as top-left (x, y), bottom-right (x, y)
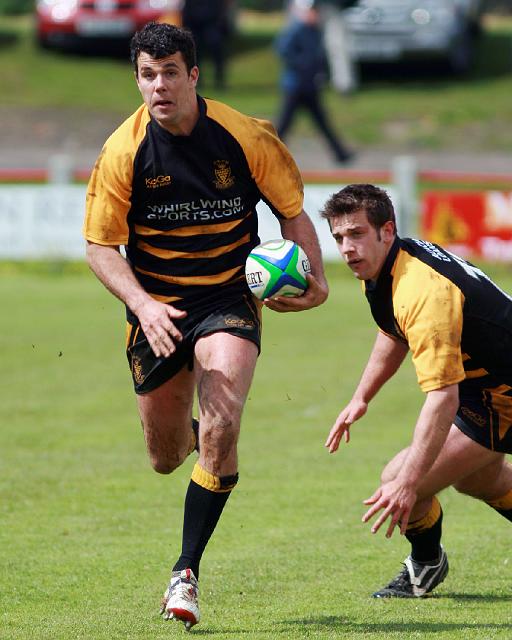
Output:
top-left (342, 0), bottom-right (484, 73)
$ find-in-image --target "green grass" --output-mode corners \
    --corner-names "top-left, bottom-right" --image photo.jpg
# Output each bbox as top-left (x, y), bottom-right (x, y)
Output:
top-left (1, 13), bottom-right (512, 150)
top-left (1, 261), bottom-right (511, 639)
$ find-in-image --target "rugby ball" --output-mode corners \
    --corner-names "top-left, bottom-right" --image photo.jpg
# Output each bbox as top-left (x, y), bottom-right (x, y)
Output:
top-left (245, 239), bottom-right (311, 300)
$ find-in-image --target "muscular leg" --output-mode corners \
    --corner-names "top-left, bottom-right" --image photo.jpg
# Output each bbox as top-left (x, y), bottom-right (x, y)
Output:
top-left (381, 424), bottom-right (506, 519)
top-left (173, 332), bottom-right (258, 577)
top-left (381, 425), bottom-right (509, 561)
top-left (452, 455), bottom-right (512, 499)
top-left (453, 455), bottom-right (512, 521)
top-left (136, 365), bottom-right (195, 474)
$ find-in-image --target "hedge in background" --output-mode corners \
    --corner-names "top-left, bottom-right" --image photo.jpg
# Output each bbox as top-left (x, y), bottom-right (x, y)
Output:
top-left (0, 0), bottom-right (33, 15)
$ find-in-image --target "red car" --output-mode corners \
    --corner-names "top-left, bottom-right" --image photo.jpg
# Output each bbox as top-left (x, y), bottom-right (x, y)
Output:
top-left (36, 0), bottom-right (182, 50)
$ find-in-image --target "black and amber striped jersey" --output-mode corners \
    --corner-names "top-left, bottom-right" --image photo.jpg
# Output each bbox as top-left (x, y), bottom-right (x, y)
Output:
top-left (365, 237), bottom-right (512, 392)
top-left (83, 97), bottom-right (303, 308)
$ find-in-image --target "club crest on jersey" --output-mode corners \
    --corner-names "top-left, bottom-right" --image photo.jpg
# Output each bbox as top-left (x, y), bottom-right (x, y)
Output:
top-left (213, 160), bottom-right (235, 189)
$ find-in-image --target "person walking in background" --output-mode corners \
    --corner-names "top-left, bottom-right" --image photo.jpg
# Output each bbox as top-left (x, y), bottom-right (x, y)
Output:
top-left (323, 183), bottom-right (512, 598)
top-left (275, 0), bottom-right (354, 164)
top-left (182, 0), bottom-right (234, 89)
top-left (83, 21), bottom-right (328, 631)
top-left (317, 0), bottom-right (359, 95)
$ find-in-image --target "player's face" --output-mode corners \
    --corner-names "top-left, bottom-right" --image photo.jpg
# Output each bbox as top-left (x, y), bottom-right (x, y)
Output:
top-left (135, 51), bottom-right (199, 135)
top-left (330, 210), bottom-right (395, 281)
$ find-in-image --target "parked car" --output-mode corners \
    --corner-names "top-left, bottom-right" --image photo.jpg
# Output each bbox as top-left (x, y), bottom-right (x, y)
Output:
top-left (341, 0), bottom-right (485, 74)
top-left (35, 0), bottom-right (183, 50)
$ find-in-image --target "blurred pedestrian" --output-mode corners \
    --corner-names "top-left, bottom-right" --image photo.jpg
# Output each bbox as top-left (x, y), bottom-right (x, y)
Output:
top-left (182, 0), bottom-right (233, 89)
top-left (275, 0), bottom-right (354, 163)
top-left (317, 0), bottom-right (359, 94)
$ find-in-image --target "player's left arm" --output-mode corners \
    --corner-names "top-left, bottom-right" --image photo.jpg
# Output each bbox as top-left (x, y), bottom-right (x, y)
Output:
top-left (361, 267), bottom-right (465, 537)
top-left (264, 210), bottom-right (329, 312)
top-left (362, 383), bottom-right (459, 537)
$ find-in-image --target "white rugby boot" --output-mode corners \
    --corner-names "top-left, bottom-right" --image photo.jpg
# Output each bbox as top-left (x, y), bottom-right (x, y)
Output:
top-left (160, 568), bottom-right (200, 631)
top-left (372, 546), bottom-right (449, 598)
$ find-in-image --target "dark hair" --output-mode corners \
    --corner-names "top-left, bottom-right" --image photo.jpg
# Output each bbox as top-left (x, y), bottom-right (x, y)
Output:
top-left (321, 183), bottom-right (396, 233)
top-left (130, 22), bottom-right (197, 74)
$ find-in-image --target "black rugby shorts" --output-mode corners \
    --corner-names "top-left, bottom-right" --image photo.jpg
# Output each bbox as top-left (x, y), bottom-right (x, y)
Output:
top-left (455, 377), bottom-right (512, 453)
top-left (126, 293), bottom-right (261, 394)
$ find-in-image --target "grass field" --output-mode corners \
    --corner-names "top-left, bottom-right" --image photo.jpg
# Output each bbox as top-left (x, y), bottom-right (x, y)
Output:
top-left (1, 12), bottom-right (512, 151)
top-left (1, 261), bottom-right (511, 639)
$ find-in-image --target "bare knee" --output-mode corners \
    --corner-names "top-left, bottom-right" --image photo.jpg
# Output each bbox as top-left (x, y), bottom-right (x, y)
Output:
top-left (141, 418), bottom-right (192, 475)
top-left (150, 451), bottom-right (185, 475)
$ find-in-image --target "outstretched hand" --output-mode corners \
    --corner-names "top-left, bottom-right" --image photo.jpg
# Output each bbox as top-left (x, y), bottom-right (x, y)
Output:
top-left (263, 274), bottom-right (328, 313)
top-left (362, 478), bottom-right (417, 538)
top-left (325, 398), bottom-right (368, 452)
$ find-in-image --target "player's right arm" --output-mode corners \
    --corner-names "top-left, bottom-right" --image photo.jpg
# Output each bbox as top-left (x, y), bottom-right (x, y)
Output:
top-left (86, 242), bottom-right (186, 358)
top-left (83, 116), bottom-right (186, 358)
top-left (325, 331), bottom-right (408, 452)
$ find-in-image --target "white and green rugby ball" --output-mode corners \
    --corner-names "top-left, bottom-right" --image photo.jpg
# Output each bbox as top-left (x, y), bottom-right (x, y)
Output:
top-left (245, 239), bottom-right (311, 300)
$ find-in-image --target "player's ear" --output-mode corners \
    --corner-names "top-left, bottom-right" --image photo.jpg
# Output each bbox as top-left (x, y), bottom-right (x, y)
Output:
top-left (381, 220), bottom-right (395, 242)
top-left (134, 69), bottom-right (142, 92)
top-left (190, 66), bottom-right (199, 87)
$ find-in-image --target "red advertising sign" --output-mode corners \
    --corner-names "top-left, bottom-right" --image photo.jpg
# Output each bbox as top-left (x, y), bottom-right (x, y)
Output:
top-left (422, 191), bottom-right (512, 261)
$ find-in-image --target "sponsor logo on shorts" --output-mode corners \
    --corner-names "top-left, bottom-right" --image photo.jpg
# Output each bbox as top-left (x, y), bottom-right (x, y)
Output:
top-left (224, 317), bottom-right (255, 330)
top-left (132, 355), bottom-right (146, 385)
top-left (145, 175), bottom-right (172, 189)
top-left (460, 406), bottom-right (487, 428)
top-left (213, 160), bottom-right (235, 189)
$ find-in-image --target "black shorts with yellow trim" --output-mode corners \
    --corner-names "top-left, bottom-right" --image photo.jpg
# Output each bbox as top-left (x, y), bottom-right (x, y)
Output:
top-left (454, 376), bottom-right (512, 453)
top-left (126, 293), bottom-right (261, 395)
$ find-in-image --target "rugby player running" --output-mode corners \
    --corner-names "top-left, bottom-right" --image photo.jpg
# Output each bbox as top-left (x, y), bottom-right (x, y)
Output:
top-left (83, 22), bottom-right (328, 630)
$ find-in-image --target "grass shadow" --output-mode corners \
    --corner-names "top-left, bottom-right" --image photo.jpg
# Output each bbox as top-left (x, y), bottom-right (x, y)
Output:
top-left (441, 591), bottom-right (512, 602)
top-left (281, 616), bottom-right (512, 634)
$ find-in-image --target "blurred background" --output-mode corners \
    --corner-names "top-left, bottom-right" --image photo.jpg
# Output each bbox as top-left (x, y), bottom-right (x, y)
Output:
top-left (0, 0), bottom-right (511, 260)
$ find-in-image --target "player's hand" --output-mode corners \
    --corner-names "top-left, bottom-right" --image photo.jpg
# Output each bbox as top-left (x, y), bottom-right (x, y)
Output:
top-left (263, 274), bottom-right (328, 313)
top-left (136, 299), bottom-right (187, 358)
top-left (325, 398), bottom-right (368, 452)
top-left (362, 479), bottom-right (417, 538)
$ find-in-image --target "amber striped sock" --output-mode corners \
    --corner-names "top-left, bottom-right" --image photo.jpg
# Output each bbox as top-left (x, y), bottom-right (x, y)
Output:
top-left (173, 463), bottom-right (239, 578)
top-left (405, 496), bottom-right (443, 563)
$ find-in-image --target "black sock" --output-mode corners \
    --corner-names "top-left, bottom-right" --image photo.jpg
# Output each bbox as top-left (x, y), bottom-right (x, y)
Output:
top-left (406, 509), bottom-right (443, 564)
top-left (173, 478), bottom-right (234, 579)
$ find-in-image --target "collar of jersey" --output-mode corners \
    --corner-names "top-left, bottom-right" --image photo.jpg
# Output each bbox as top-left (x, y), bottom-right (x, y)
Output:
top-left (148, 95), bottom-right (207, 143)
top-left (365, 235), bottom-right (401, 291)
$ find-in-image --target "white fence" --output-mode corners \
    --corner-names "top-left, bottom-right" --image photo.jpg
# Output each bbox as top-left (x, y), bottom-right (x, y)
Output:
top-left (0, 184), bottom-right (399, 261)
top-left (0, 186), bottom-right (86, 259)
